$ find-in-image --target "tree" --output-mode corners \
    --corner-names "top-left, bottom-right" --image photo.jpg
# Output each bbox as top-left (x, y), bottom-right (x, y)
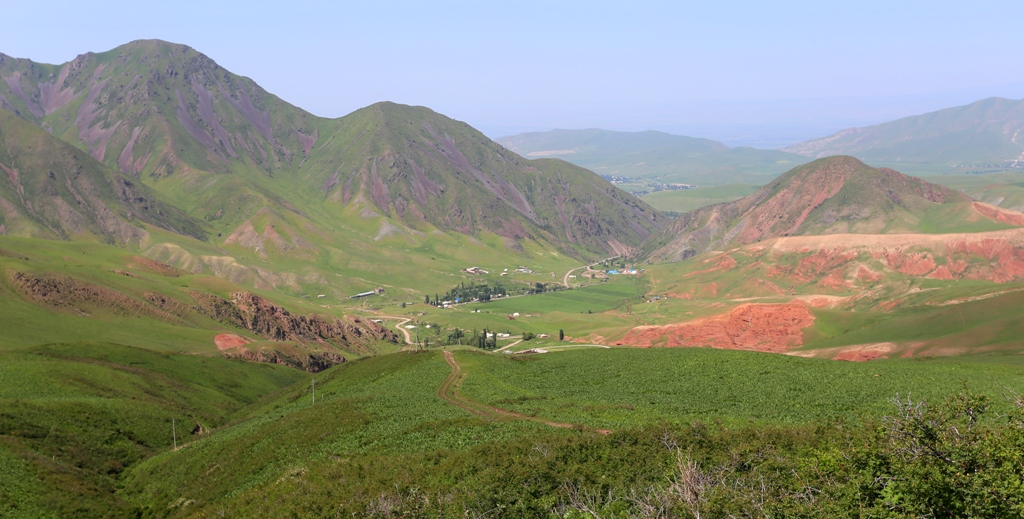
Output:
top-left (559, 329), bottom-right (565, 341)
top-left (425, 295), bottom-right (429, 304)
top-left (400, 302), bottom-right (406, 308)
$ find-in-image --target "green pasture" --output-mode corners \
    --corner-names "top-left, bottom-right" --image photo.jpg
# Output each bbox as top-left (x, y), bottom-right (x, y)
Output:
top-left (804, 288), bottom-right (1024, 353)
top-left (641, 183), bottom-right (758, 213)
top-left (122, 351), bottom-right (542, 511)
top-left (0, 343), bottom-right (303, 517)
top-left (456, 347), bottom-right (1024, 430)
top-left (385, 276), bottom-right (651, 341)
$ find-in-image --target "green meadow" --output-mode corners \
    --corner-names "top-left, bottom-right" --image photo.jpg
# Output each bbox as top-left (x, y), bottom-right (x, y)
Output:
top-left (641, 184), bottom-right (758, 213)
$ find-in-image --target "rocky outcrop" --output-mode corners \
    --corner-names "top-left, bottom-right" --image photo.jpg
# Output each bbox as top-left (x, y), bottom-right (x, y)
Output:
top-left (227, 292), bottom-right (397, 347)
top-left (221, 346), bottom-right (346, 373)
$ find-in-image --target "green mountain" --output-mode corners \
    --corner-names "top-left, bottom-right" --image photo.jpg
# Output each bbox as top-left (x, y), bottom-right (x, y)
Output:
top-left (0, 109), bottom-right (204, 243)
top-left (783, 97), bottom-right (1024, 172)
top-left (0, 40), bottom-right (664, 299)
top-left (496, 128), bottom-right (810, 186)
top-left (645, 156), bottom-right (1022, 261)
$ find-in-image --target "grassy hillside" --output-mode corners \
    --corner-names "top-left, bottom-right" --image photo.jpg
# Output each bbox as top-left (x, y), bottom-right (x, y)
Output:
top-left (0, 109), bottom-right (204, 243)
top-left (497, 128), bottom-right (810, 186)
top-left (0, 235), bottom-right (399, 367)
top-left (0, 41), bottom-right (664, 265)
top-left (113, 347), bottom-right (1024, 516)
top-left (0, 342), bottom-right (303, 518)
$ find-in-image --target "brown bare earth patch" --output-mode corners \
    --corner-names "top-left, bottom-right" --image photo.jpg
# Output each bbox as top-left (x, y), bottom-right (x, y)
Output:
top-left (9, 271), bottom-right (185, 323)
top-left (949, 238), bottom-right (1024, 282)
top-left (856, 265), bottom-right (884, 283)
top-left (214, 333), bottom-right (249, 350)
top-left (617, 303), bottom-right (815, 353)
top-left (972, 202), bottom-right (1024, 226)
top-left (832, 343), bottom-right (897, 362)
top-left (927, 266), bottom-right (955, 280)
top-left (788, 342), bottom-right (899, 362)
top-left (770, 228), bottom-right (1024, 252)
top-left (792, 247), bottom-right (858, 282)
top-left (684, 254), bottom-right (736, 277)
top-left (816, 270), bottom-right (852, 291)
top-left (130, 256), bottom-right (182, 277)
top-left (876, 249), bottom-right (936, 276)
top-left (792, 295), bottom-right (850, 308)
top-left (874, 298), bottom-right (905, 312)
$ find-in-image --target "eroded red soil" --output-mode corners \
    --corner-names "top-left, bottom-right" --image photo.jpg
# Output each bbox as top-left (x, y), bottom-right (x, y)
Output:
top-left (973, 202), bottom-right (1024, 226)
top-left (817, 270), bottom-right (852, 291)
top-left (832, 343), bottom-right (894, 362)
top-left (793, 248), bottom-right (857, 282)
top-left (875, 249), bottom-right (936, 276)
top-left (214, 333), bottom-right (249, 350)
top-left (856, 266), bottom-right (884, 283)
top-left (617, 303), bottom-right (814, 353)
top-left (684, 254), bottom-right (736, 277)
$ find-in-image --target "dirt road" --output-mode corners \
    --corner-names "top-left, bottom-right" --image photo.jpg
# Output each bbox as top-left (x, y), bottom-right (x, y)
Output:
top-left (438, 351), bottom-right (610, 434)
top-left (374, 315), bottom-right (415, 344)
top-left (563, 255), bottom-right (620, 287)
top-left (494, 339), bottom-right (523, 352)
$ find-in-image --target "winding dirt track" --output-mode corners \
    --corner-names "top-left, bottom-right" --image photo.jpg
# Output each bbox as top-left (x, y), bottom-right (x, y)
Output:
top-left (438, 351), bottom-right (610, 434)
top-left (372, 315), bottom-right (415, 344)
top-left (563, 255), bottom-right (621, 287)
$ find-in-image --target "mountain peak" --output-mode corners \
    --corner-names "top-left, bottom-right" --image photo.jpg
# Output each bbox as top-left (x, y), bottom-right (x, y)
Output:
top-left (645, 157), bottom-right (995, 262)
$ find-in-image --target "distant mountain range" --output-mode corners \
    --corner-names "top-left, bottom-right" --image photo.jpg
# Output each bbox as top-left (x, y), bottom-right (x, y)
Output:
top-left (783, 97), bottom-right (1024, 172)
top-left (499, 98), bottom-right (1024, 187)
top-left (496, 129), bottom-right (810, 186)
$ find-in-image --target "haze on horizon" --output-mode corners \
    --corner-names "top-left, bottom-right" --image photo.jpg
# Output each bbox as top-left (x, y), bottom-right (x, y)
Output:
top-left (4, 0), bottom-right (1023, 147)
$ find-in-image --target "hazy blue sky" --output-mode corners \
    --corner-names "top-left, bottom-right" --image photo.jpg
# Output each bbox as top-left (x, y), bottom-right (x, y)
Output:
top-left (3, 0), bottom-right (1023, 146)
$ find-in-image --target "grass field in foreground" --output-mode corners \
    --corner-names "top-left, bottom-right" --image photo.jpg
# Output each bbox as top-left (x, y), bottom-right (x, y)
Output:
top-left (116, 346), bottom-right (1024, 516)
top-left (456, 347), bottom-right (1024, 430)
top-left (121, 352), bottom-right (543, 513)
top-left (0, 342), bottom-right (304, 518)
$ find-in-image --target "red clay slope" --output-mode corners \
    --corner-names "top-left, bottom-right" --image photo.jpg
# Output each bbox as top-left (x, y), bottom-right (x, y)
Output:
top-left (617, 303), bottom-right (815, 353)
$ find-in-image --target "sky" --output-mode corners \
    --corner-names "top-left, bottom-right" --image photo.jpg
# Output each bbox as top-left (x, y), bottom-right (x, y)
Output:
top-left (3, 0), bottom-right (1023, 147)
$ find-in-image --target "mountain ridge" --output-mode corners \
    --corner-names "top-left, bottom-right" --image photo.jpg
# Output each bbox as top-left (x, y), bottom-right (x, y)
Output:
top-left (645, 156), bottom-right (1022, 262)
top-left (0, 40), bottom-right (664, 269)
top-left (783, 97), bottom-right (1024, 169)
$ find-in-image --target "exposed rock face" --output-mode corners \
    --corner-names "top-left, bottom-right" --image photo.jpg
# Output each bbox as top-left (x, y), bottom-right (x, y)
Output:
top-left (221, 346), bottom-right (346, 373)
top-left (228, 292), bottom-right (397, 347)
top-left (10, 269), bottom-right (397, 359)
top-left (11, 271), bottom-right (184, 323)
